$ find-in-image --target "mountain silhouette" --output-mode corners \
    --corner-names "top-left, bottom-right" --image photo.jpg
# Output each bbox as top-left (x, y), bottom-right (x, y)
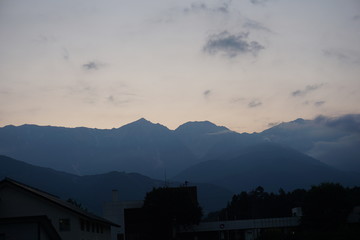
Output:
top-left (260, 115), bottom-right (360, 172)
top-left (175, 121), bottom-right (260, 160)
top-left (173, 143), bottom-right (360, 193)
top-left (0, 114), bottom-right (359, 188)
top-left (0, 119), bottom-right (197, 178)
top-left (0, 155), bottom-right (233, 214)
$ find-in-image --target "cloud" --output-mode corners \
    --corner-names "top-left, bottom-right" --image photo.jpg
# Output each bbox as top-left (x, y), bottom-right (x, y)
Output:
top-left (107, 95), bottom-right (131, 105)
top-left (108, 95), bottom-right (115, 102)
top-left (314, 114), bottom-right (360, 133)
top-left (291, 84), bottom-right (323, 97)
top-left (308, 134), bottom-right (360, 172)
top-left (82, 61), bottom-right (104, 70)
top-left (314, 101), bottom-right (325, 107)
top-left (230, 97), bottom-right (246, 103)
top-left (323, 49), bottom-right (350, 61)
top-left (243, 19), bottom-right (271, 32)
top-left (208, 130), bottom-right (233, 135)
top-left (184, 1), bottom-right (231, 14)
top-left (267, 122), bottom-right (280, 127)
top-left (322, 49), bottom-right (360, 64)
top-left (0, 90), bottom-right (11, 95)
top-left (308, 114), bottom-right (360, 172)
top-left (250, 0), bottom-right (268, 5)
top-left (353, 15), bottom-right (360, 21)
top-left (203, 31), bottom-right (264, 58)
top-left (203, 89), bottom-right (212, 98)
top-left (184, 3), bottom-right (207, 13)
top-left (62, 48), bottom-right (69, 60)
top-left (248, 100), bottom-right (262, 108)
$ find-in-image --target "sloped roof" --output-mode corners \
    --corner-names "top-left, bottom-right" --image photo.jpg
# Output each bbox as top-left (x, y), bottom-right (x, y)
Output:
top-left (0, 177), bottom-right (120, 227)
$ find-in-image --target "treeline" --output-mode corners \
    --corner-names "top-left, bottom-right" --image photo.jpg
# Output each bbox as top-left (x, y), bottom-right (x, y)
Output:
top-left (205, 186), bottom-right (307, 221)
top-left (205, 183), bottom-right (360, 239)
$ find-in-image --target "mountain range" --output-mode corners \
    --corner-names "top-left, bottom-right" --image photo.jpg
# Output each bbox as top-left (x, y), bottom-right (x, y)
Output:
top-left (173, 143), bottom-right (360, 193)
top-left (0, 155), bottom-right (233, 214)
top-left (0, 114), bottom-right (359, 212)
top-left (2, 115), bottom-right (359, 177)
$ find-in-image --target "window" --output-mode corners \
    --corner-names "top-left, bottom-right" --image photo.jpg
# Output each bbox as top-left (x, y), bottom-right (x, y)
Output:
top-left (59, 219), bottom-right (71, 231)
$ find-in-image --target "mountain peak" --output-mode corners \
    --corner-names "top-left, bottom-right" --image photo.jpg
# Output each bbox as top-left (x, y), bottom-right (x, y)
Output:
top-left (175, 121), bottom-right (230, 135)
top-left (134, 118), bottom-right (151, 124)
top-left (121, 118), bottom-right (154, 127)
top-left (119, 118), bottom-right (170, 132)
top-left (292, 118), bottom-right (306, 124)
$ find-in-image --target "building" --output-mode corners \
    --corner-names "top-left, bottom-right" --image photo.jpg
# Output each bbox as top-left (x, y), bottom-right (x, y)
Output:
top-left (120, 186), bottom-right (301, 240)
top-left (103, 190), bottom-right (143, 240)
top-left (0, 178), bottom-right (120, 240)
top-left (122, 186), bottom-right (201, 240)
top-left (178, 216), bottom-right (301, 240)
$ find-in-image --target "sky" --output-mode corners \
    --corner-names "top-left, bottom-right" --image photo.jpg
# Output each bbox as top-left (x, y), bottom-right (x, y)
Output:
top-left (0, 0), bottom-right (359, 133)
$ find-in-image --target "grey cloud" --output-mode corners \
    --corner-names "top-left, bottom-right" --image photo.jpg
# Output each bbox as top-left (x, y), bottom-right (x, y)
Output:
top-left (208, 130), bottom-right (233, 135)
top-left (314, 101), bottom-right (325, 107)
top-left (0, 90), bottom-right (11, 95)
top-left (107, 95), bottom-right (132, 105)
top-left (203, 31), bottom-right (264, 58)
top-left (248, 100), bottom-right (262, 108)
top-left (302, 100), bottom-right (325, 107)
top-left (108, 95), bottom-right (115, 102)
top-left (291, 84), bottom-right (323, 97)
top-left (250, 0), bottom-right (268, 5)
top-left (353, 15), bottom-right (360, 21)
top-left (308, 134), bottom-right (360, 172)
top-left (184, 3), bottom-right (207, 13)
top-left (268, 122), bottom-right (280, 127)
top-left (184, 1), bottom-right (231, 14)
top-left (82, 61), bottom-right (103, 70)
top-left (308, 114), bottom-right (360, 171)
top-left (322, 49), bottom-right (360, 64)
top-left (203, 89), bottom-right (211, 98)
top-left (35, 34), bottom-right (57, 44)
top-left (323, 49), bottom-right (350, 61)
top-left (314, 114), bottom-right (360, 133)
top-left (243, 19), bottom-right (271, 32)
top-left (230, 97), bottom-right (246, 103)
top-left (62, 48), bottom-right (69, 60)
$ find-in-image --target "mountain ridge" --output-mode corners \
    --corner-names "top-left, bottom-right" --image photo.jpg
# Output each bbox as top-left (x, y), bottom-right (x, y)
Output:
top-left (173, 142), bottom-right (360, 193)
top-left (0, 155), bottom-right (233, 214)
top-left (1, 114), bottom-right (359, 178)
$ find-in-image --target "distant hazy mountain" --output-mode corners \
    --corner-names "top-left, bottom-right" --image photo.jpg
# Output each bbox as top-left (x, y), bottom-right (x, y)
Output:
top-left (173, 143), bottom-right (360, 193)
top-left (175, 121), bottom-right (260, 159)
top-left (0, 118), bottom-right (197, 178)
top-left (0, 114), bottom-right (359, 180)
top-left (259, 115), bottom-right (360, 172)
top-left (0, 155), bottom-right (233, 214)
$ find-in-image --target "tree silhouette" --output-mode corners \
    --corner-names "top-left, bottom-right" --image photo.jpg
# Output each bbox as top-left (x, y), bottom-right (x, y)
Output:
top-left (142, 186), bottom-right (202, 240)
top-left (302, 183), bottom-right (351, 230)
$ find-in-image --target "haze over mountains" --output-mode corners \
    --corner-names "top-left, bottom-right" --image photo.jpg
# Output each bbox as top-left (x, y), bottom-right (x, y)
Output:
top-left (1, 114), bottom-right (360, 213)
top-left (1, 114), bottom-right (359, 177)
top-left (0, 155), bottom-right (233, 214)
